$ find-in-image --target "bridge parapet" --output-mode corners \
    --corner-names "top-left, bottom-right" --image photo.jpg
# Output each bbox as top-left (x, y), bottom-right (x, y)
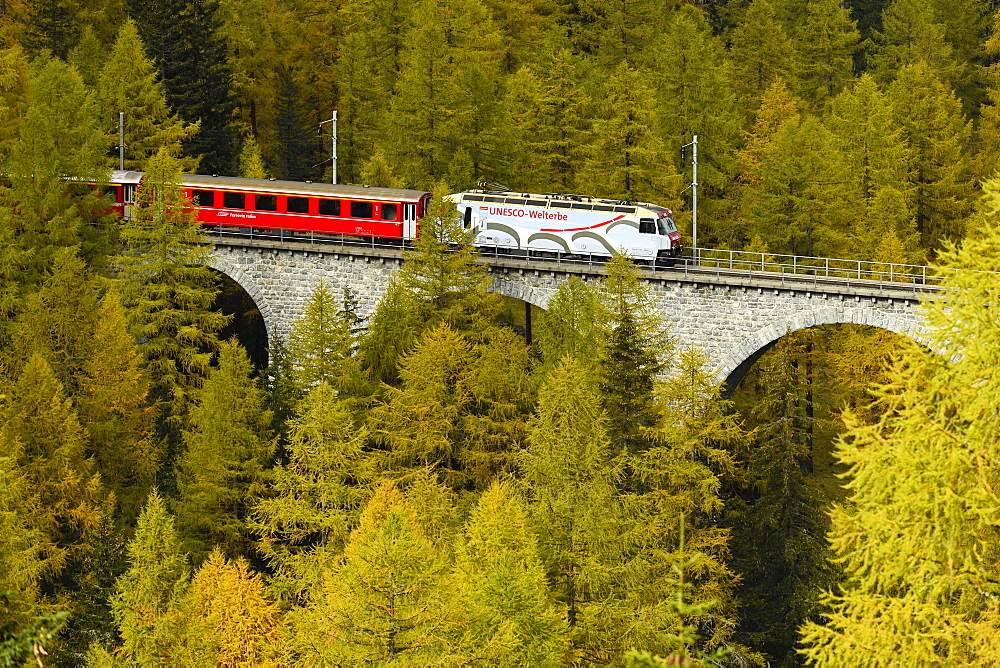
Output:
top-left (207, 234), bottom-right (933, 388)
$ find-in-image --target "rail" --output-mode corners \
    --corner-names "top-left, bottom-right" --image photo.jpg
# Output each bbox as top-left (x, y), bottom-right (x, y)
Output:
top-left (206, 226), bottom-right (947, 291)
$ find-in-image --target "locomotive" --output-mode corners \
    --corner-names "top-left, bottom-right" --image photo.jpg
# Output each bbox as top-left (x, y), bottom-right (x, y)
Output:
top-left (105, 171), bottom-right (682, 260)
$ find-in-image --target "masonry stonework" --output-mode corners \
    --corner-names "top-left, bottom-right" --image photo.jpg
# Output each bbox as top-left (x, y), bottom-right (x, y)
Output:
top-left (211, 243), bottom-right (929, 386)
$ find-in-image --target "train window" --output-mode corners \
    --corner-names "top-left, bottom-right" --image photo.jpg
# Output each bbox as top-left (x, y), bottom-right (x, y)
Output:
top-left (287, 196), bottom-right (309, 213)
top-left (223, 192), bottom-right (246, 209)
top-left (482, 196), bottom-right (504, 203)
top-left (351, 201), bottom-right (373, 218)
top-left (526, 200), bottom-right (546, 206)
top-left (505, 198), bottom-right (526, 205)
top-left (69, 183), bottom-right (92, 197)
top-left (464, 194), bottom-right (485, 202)
top-left (382, 204), bottom-right (399, 221)
top-left (318, 199), bottom-right (340, 216)
top-left (255, 194), bottom-right (277, 211)
top-left (192, 190), bottom-right (215, 207)
top-left (102, 185), bottom-right (118, 198)
top-left (593, 205), bottom-right (614, 212)
top-left (571, 203), bottom-right (593, 210)
top-left (639, 218), bottom-right (656, 234)
top-left (551, 201), bottom-right (572, 208)
top-left (614, 206), bottom-right (635, 214)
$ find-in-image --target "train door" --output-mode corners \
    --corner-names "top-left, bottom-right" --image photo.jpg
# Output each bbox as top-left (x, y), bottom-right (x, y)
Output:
top-left (403, 203), bottom-right (417, 239)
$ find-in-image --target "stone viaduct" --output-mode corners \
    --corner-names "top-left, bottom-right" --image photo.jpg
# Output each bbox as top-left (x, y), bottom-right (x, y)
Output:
top-left (209, 237), bottom-right (935, 389)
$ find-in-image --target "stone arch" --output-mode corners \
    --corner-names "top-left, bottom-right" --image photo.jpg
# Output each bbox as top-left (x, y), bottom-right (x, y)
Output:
top-left (717, 305), bottom-right (929, 391)
top-left (208, 253), bottom-right (278, 347)
top-left (489, 277), bottom-right (553, 309)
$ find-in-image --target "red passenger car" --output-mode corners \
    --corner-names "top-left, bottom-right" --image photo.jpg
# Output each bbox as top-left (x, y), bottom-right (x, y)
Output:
top-left (106, 170), bottom-right (432, 241)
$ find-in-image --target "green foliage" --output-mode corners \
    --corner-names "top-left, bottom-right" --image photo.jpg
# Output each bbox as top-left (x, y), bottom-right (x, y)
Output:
top-left (287, 281), bottom-right (362, 394)
top-left (292, 482), bottom-right (453, 664)
top-left (535, 275), bottom-right (607, 374)
top-left (109, 490), bottom-right (188, 665)
top-left (452, 480), bottom-right (569, 664)
top-left (799, 196), bottom-right (1000, 664)
top-left (174, 339), bottom-right (274, 563)
top-left (97, 19), bottom-right (198, 171)
top-left (251, 382), bottom-right (370, 593)
top-left (113, 150), bottom-right (228, 442)
top-left (729, 0), bottom-right (800, 113)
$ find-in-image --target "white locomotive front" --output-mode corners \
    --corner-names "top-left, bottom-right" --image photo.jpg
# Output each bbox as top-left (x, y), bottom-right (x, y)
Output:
top-left (446, 189), bottom-right (683, 261)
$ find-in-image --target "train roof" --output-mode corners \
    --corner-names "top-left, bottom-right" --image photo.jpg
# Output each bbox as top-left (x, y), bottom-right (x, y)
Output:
top-left (110, 171), bottom-right (430, 202)
top-left (450, 189), bottom-right (671, 215)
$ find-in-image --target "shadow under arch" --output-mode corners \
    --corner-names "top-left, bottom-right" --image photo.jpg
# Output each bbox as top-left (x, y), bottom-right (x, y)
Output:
top-left (207, 257), bottom-right (274, 370)
top-left (719, 305), bottom-right (929, 397)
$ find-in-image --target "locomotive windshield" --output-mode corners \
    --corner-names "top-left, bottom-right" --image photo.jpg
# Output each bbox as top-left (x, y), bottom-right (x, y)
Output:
top-left (658, 216), bottom-right (677, 235)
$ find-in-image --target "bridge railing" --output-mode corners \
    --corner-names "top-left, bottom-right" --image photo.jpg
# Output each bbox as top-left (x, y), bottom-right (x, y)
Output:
top-left (206, 226), bottom-right (945, 288)
top-left (689, 248), bottom-right (938, 286)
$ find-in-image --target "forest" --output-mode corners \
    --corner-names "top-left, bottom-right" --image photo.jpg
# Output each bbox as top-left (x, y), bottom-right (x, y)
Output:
top-left (3, 0), bottom-right (1000, 665)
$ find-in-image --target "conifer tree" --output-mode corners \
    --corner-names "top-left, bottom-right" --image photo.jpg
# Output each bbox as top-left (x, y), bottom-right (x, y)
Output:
top-left (0, 450), bottom-right (50, 626)
top-left (4, 56), bottom-right (112, 275)
top-left (729, 335), bottom-right (833, 664)
top-left (237, 135), bottom-right (268, 178)
top-left (0, 354), bottom-right (103, 580)
top-left (294, 483), bottom-right (452, 664)
top-left (654, 5), bottom-right (741, 243)
top-left (383, 0), bottom-right (462, 187)
top-left (888, 61), bottom-right (972, 252)
top-left (799, 188), bottom-right (1000, 665)
top-left (68, 26), bottom-right (103, 87)
top-left (12, 246), bottom-right (100, 395)
top-left (251, 382), bottom-right (370, 592)
top-left (535, 275), bottom-right (608, 375)
top-left (129, 0), bottom-right (239, 174)
top-left (109, 490), bottom-right (188, 665)
top-left (975, 7), bottom-right (1000, 183)
top-left (867, 0), bottom-right (962, 88)
top-left (113, 149), bottom-right (228, 445)
top-left (174, 339), bottom-right (274, 563)
top-left (743, 114), bottom-right (857, 257)
top-left (621, 347), bottom-right (744, 659)
top-left (507, 45), bottom-right (589, 193)
top-left (580, 62), bottom-right (680, 204)
top-left (355, 278), bottom-right (422, 387)
top-left (520, 357), bottom-right (622, 648)
top-left (76, 288), bottom-right (158, 523)
top-left (287, 281), bottom-right (360, 393)
top-left (370, 323), bottom-right (471, 486)
top-left (396, 186), bottom-right (500, 336)
top-left (452, 480), bottom-right (569, 664)
top-left (96, 19), bottom-right (198, 172)
top-left (21, 0), bottom-right (80, 59)
top-left (728, 0), bottom-right (800, 113)
top-left (273, 68), bottom-right (322, 182)
top-left (169, 549), bottom-right (285, 665)
top-left (599, 253), bottom-right (669, 457)
top-left (794, 0), bottom-right (860, 107)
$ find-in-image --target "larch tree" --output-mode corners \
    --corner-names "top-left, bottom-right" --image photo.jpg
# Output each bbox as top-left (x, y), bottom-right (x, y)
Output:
top-left (535, 275), bottom-right (608, 376)
top-left (75, 288), bottom-right (158, 524)
top-left (250, 382), bottom-right (371, 595)
top-left (728, 0), bottom-right (800, 114)
top-left (294, 482), bottom-right (453, 664)
top-left (520, 356), bottom-right (623, 659)
top-left (167, 549), bottom-right (285, 666)
top-left (0, 354), bottom-right (103, 583)
top-left (96, 19), bottom-right (198, 172)
top-left (598, 253), bottom-right (669, 458)
top-left (888, 61), bottom-right (972, 253)
top-left (866, 0), bottom-right (961, 87)
top-left (579, 62), bottom-right (681, 204)
top-left (654, 5), bottom-right (741, 244)
top-left (113, 149), bottom-right (228, 450)
top-left (174, 339), bottom-right (274, 563)
top-left (287, 281), bottom-right (361, 394)
top-left (799, 184), bottom-right (1000, 665)
top-left (12, 246), bottom-right (100, 395)
top-left (793, 0), bottom-right (860, 108)
top-left (109, 490), bottom-right (189, 666)
top-left (728, 334), bottom-right (834, 664)
top-left (975, 7), bottom-right (1000, 184)
top-left (452, 480), bottom-right (569, 664)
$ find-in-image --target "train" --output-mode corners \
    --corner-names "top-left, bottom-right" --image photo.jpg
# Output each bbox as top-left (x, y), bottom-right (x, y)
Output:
top-left (104, 171), bottom-right (683, 260)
